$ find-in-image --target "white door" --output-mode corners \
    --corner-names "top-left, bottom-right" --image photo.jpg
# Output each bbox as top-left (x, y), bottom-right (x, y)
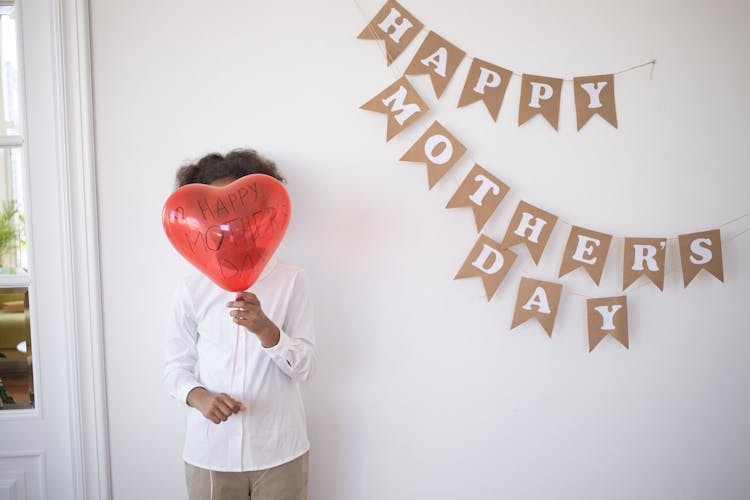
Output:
top-left (0, 0), bottom-right (109, 499)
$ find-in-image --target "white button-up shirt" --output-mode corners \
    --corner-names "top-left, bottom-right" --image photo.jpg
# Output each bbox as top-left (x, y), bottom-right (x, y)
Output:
top-left (164, 259), bottom-right (316, 471)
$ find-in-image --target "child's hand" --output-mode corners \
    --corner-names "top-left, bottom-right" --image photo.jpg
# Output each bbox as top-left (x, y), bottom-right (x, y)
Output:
top-left (187, 387), bottom-right (245, 424)
top-left (228, 292), bottom-right (281, 348)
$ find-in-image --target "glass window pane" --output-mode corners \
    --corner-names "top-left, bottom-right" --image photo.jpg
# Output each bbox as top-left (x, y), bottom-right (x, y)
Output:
top-left (0, 286), bottom-right (32, 409)
top-left (0, 5), bottom-right (20, 137)
top-left (0, 147), bottom-right (26, 273)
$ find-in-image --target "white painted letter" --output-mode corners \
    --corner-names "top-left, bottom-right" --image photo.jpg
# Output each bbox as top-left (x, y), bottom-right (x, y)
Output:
top-left (381, 86), bottom-right (421, 125)
top-left (632, 244), bottom-right (658, 271)
top-left (377, 8), bottom-right (414, 43)
top-left (468, 175), bottom-right (500, 206)
top-left (522, 286), bottom-right (551, 314)
top-left (424, 134), bottom-right (453, 165)
top-left (473, 67), bottom-right (501, 94)
top-left (420, 48), bottom-right (448, 77)
top-left (572, 235), bottom-right (601, 265)
top-left (529, 82), bottom-right (554, 108)
top-left (593, 305), bottom-right (623, 331)
top-left (513, 213), bottom-right (547, 244)
top-left (689, 238), bottom-right (713, 265)
top-left (580, 81), bottom-right (607, 109)
top-left (471, 244), bottom-right (505, 275)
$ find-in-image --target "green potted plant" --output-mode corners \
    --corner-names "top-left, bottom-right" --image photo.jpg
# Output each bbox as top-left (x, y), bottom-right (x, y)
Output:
top-left (0, 200), bottom-right (23, 271)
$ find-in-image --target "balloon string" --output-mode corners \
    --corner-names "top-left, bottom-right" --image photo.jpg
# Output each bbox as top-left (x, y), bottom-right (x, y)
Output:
top-left (230, 321), bottom-right (240, 388)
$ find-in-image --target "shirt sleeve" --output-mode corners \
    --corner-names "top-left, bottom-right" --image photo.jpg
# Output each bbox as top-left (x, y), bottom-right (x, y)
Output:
top-left (263, 270), bottom-right (317, 382)
top-left (164, 281), bottom-right (202, 405)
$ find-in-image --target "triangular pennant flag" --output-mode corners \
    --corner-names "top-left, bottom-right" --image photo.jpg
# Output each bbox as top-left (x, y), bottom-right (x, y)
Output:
top-left (678, 229), bottom-right (724, 287)
top-left (518, 74), bottom-right (563, 130)
top-left (360, 76), bottom-right (429, 141)
top-left (446, 164), bottom-right (509, 231)
top-left (404, 31), bottom-right (466, 98)
top-left (455, 234), bottom-right (517, 301)
top-left (400, 121), bottom-right (467, 188)
top-left (511, 278), bottom-right (563, 337)
top-left (457, 58), bottom-right (513, 121)
top-left (500, 201), bottom-right (558, 265)
top-left (573, 74), bottom-right (617, 130)
top-left (586, 296), bottom-right (629, 351)
top-left (559, 226), bottom-right (612, 286)
top-left (357, 0), bottom-right (424, 66)
top-left (623, 237), bottom-right (667, 291)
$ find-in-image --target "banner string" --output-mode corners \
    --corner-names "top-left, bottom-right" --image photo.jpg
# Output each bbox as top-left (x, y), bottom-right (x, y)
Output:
top-left (230, 322), bottom-right (240, 388)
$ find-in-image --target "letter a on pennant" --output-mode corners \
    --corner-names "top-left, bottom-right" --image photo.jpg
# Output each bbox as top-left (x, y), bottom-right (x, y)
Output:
top-left (360, 76), bottom-right (429, 141)
top-left (405, 31), bottom-right (466, 99)
top-left (457, 58), bottom-right (513, 121)
top-left (518, 74), bottom-right (563, 130)
top-left (446, 164), bottom-right (509, 231)
top-left (455, 234), bottom-right (517, 301)
top-left (511, 277), bottom-right (563, 337)
top-left (623, 237), bottom-right (667, 291)
top-left (357, 0), bottom-right (424, 66)
top-left (559, 226), bottom-right (613, 285)
top-left (573, 74), bottom-right (617, 130)
top-left (677, 229), bottom-right (724, 287)
top-left (400, 121), bottom-right (467, 189)
top-left (586, 296), bottom-right (628, 351)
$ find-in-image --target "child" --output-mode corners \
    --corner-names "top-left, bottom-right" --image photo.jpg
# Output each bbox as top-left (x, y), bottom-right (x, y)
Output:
top-left (164, 149), bottom-right (316, 499)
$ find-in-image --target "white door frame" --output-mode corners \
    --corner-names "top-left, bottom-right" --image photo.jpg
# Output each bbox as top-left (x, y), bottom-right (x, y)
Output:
top-left (51, 0), bottom-right (111, 497)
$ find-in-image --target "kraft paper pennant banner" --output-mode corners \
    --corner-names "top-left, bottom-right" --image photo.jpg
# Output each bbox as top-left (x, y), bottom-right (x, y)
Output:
top-left (455, 234), bottom-right (517, 301)
top-left (457, 58), bottom-right (513, 121)
top-left (446, 164), bottom-right (510, 231)
top-left (587, 296), bottom-right (628, 351)
top-left (404, 31), bottom-right (466, 99)
top-left (678, 229), bottom-right (724, 287)
top-left (500, 201), bottom-right (558, 265)
top-left (573, 74), bottom-right (617, 130)
top-left (559, 226), bottom-right (612, 286)
top-left (357, 0), bottom-right (424, 66)
top-left (518, 74), bottom-right (563, 130)
top-left (400, 121), bottom-right (467, 188)
top-left (361, 76), bottom-right (429, 141)
top-left (511, 277), bottom-right (563, 337)
top-left (623, 237), bottom-right (667, 291)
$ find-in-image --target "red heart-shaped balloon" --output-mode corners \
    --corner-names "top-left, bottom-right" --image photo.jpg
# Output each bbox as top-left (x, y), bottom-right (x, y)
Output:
top-left (162, 174), bottom-right (291, 291)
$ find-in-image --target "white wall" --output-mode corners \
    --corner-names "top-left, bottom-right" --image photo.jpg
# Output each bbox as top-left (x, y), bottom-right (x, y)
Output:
top-left (90, 1), bottom-right (750, 499)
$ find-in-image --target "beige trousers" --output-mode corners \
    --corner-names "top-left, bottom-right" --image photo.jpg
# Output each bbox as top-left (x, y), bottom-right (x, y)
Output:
top-left (185, 452), bottom-right (308, 500)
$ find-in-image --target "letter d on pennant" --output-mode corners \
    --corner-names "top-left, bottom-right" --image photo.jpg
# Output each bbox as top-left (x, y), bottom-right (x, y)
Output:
top-left (455, 234), bottom-right (517, 301)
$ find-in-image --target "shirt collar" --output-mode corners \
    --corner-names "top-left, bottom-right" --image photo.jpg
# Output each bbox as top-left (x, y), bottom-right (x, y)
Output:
top-left (257, 257), bottom-right (278, 282)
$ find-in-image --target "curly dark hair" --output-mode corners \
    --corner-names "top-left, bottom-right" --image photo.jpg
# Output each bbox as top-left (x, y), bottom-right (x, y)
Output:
top-left (175, 148), bottom-right (286, 187)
